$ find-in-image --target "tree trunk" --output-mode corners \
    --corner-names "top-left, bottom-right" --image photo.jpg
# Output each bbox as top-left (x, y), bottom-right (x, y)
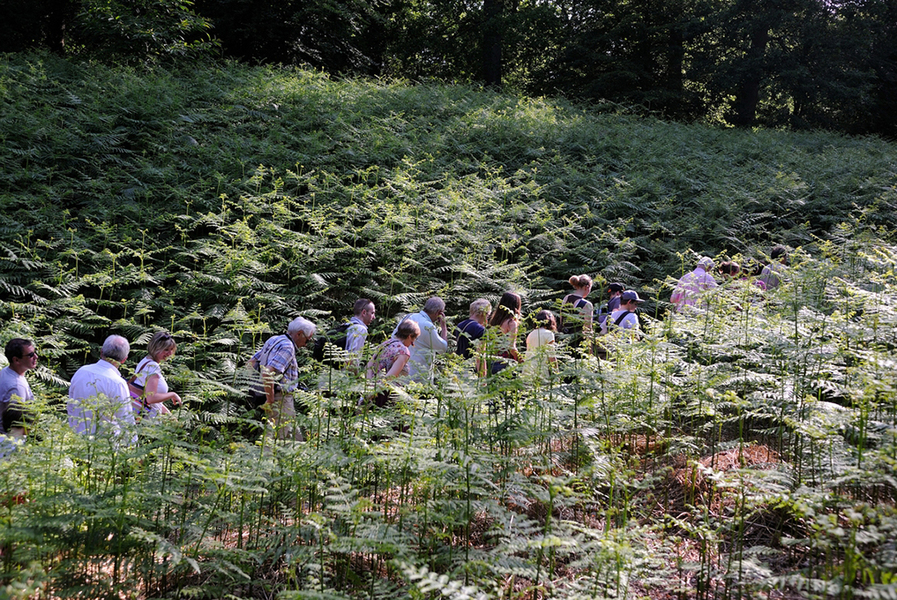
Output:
top-left (43, 0), bottom-right (73, 54)
top-left (666, 27), bottom-right (684, 94)
top-left (731, 23), bottom-right (769, 126)
top-left (483, 0), bottom-right (502, 87)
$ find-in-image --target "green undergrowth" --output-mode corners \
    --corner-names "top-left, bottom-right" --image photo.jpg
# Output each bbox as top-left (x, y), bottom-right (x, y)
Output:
top-left (0, 53), bottom-right (896, 599)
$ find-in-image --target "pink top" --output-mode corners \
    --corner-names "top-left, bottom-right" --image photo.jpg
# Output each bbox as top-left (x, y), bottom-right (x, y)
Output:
top-left (671, 267), bottom-right (718, 309)
top-left (366, 339), bottom-right (411, 379)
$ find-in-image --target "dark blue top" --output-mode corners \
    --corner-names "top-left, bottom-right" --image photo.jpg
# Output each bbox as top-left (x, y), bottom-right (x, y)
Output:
top-left (607, 296), bottom-right (621, 313)
top-left (454, 319), bottom-right (486, 359)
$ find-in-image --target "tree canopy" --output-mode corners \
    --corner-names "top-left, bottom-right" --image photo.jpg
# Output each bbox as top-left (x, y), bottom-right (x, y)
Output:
top-left (1, 0), bottom-right (895, 136)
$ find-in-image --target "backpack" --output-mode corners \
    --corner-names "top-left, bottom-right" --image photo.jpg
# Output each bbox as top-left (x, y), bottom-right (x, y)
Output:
top-left (557, 294), bottom-right (590, 335)
top-left (600, 310), bottom-right (634, 335)
top-left (311, 322), bottom-right (352, 365)
top-left (595, 302), bottom-right (611, 328)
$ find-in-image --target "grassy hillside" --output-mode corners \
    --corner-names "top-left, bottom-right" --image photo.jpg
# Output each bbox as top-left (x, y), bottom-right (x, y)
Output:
top-left (0, 53), bottom-right (896, 599)
top-left (3, 53), bottom-right (896, 334)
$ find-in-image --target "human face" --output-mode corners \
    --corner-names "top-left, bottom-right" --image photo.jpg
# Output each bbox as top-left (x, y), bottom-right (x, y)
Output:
top-left (294, 330), bottom-right (313, 348)
top-left (402, 334), bottom-right (418, 348)
top-left (361, 304), bottom-right (376, 326)
top-left (14, 345), bottom-right (38, 373)
top-left (157, 346), bottom-right (176, 362)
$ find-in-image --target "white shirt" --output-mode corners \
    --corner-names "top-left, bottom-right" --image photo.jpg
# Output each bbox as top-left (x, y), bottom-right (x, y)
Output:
top-left (760, 263), bottom-right (786, 290)
top-left (132, 356), bottom-right (168, 417)
top-left (604, 309), bottom-right (640, 333)
top-left (523, 328), bottom-right (555, 380)
top-left (67, 359), bottom-right (136, 444)
top-left (0, 366), bottom-right (33, 435)
top-left (393, 311), bottom-right (448, 383)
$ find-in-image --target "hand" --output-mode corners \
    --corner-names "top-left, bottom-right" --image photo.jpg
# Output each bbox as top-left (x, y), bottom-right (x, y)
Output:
top-left (171, 393), bottom-right (182, 406)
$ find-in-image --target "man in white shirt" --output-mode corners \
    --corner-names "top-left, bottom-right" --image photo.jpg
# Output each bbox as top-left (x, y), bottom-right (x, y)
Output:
top-left (345, 298), bottom-right (376, 366)
top-left (67, 335), bottom-right (136, 444)
top-left (393, 297), bottom-right (449, 383)
top-left (602, 290), bottom-right (644, 333)
top-left (0, 338), bottom-right (37, 435)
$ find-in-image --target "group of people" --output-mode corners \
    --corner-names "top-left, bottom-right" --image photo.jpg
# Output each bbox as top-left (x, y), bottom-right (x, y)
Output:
top-left (0, 332), bottom-right (183, 451)
top-left (238, 280), bottom-right (650, 439)
top-left (670, 246), bottom-right (788, 311)
top-left (66, 332), bottom-right (183, 444)
top-left (0, 247), bottom-right (789, 446)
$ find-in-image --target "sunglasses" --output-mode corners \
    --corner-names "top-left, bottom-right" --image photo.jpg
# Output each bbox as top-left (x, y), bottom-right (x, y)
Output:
top-left (23, 351), bottom-right (38, 359)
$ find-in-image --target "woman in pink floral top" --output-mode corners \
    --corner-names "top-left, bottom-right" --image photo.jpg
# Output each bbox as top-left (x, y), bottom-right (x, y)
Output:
top-left (365, 319), bottom-right (420, 406)
top-left (367, 319), bottom-right (420, 377)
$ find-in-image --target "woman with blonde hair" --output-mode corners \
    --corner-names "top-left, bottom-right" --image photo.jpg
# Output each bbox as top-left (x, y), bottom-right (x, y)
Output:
top-left (559, 274), bottom-right (594, 335)
top-left (129, 331), bottom-right (182, 417)
top-left (524, 310), bottom-right (558, 381)
top-left (454, 298), bottom-right (492, 359)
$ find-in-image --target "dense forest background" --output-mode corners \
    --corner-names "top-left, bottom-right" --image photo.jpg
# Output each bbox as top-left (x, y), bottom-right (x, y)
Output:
top-left (2, 1), bottom-right (897, 596)
top-left (2, 0), bottom-right (895, 137)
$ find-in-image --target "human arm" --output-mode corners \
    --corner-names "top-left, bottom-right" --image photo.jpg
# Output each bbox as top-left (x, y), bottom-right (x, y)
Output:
top-left (431, 311), bottom-right (449, 353)
top-left (260, 365), bottom-right (281, 406)
top-left (581, 300), bottom-right (594, 334)
top-left (142, 373), bottom-right (182, 407)
top-left (547, 334), bottom-right (557, 365)
top-left (503, 318), bottom-right (521, 362)
top-left (384, 352), bottom-right (411, 378)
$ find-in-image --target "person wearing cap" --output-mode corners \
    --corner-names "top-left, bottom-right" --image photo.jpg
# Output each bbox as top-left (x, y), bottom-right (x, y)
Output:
top-left (602, 290), bottom-right (644, 333)
top-left (605, 283), bottom-right (625, 314)
top-left (596, 282), bottom-right (625, 329)
top-left (670, 256), bottom-right (718, 311)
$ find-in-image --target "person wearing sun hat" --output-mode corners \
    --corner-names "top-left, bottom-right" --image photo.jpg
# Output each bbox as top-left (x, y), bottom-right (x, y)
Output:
top-left (670, 256), bottom-right (718, 310)
top-left (602, 290), bottom-right (644, 333)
